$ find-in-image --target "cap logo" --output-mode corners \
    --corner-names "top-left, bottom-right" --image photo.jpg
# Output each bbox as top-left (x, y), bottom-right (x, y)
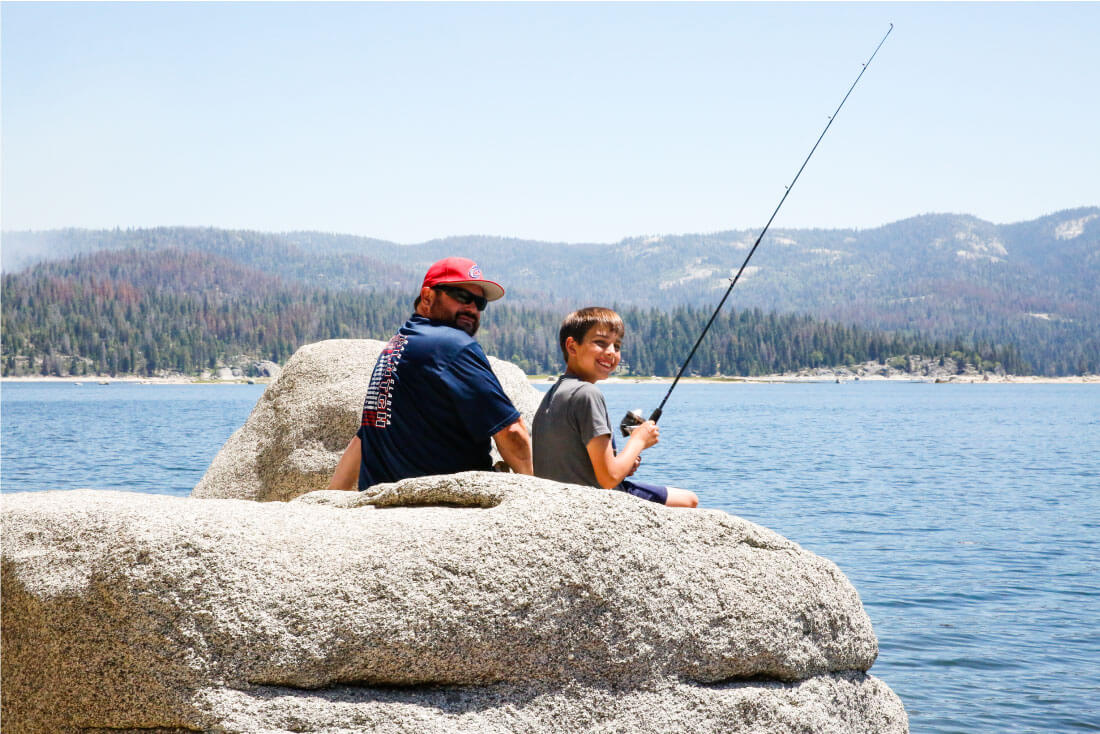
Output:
top-left (468, 265), bottom-right (482, 279)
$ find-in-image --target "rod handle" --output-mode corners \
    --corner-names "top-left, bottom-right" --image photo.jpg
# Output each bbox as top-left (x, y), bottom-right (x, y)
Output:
top-left (648, 407), bottom-right (663, 424)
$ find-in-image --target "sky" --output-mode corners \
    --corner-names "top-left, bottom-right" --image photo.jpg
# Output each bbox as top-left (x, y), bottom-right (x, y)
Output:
top-left (2, 1), bottom-right (1098, 244)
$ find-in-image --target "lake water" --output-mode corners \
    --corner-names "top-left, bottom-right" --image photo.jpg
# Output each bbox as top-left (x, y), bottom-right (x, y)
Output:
top-left (2, 380), bottom-right (1098, 733)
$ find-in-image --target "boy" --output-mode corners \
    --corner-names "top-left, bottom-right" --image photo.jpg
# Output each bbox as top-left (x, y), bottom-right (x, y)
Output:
top-left (532, 307), bottom-right (699, 508)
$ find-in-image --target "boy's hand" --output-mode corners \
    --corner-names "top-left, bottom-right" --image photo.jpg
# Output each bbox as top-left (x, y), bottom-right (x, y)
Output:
top-left (630, 420), bottom-right (660, 449)
top-left (627, 455), bottom-right (642, 476)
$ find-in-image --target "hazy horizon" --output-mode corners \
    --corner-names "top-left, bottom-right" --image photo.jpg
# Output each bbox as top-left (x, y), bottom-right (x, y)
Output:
top-left (3, 205), bottom-right (1098, 248)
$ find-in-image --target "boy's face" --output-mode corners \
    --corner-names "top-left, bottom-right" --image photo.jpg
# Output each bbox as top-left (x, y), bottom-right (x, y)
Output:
top-left (566, 325), bottom-right (622, 383)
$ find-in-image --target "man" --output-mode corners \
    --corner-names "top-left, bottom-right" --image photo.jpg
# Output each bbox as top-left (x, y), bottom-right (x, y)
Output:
top-left (328, 256), bottom-right (533, 490)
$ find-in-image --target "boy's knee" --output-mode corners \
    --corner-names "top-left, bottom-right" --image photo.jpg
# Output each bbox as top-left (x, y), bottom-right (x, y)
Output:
top-left (666, 487), bottom-right (698, 508)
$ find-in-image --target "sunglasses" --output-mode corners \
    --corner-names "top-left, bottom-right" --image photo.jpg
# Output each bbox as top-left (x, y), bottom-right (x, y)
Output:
top-left (433, 285), bottom-right (488, 311)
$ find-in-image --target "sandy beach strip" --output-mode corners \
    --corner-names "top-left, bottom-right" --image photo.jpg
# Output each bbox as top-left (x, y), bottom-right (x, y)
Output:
top-left (4, 373), bottom-right (1097, 387)
top-left (529, 374), bottom-right (1100, 385)
top-left (0, 375), bottom-right (272, 386)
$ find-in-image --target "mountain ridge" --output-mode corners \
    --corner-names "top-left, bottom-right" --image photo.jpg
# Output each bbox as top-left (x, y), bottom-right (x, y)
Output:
top-left (3, 207), bottom-right (1097, 375)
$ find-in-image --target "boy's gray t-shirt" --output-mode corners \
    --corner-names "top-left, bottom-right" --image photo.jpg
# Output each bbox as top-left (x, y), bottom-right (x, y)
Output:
top-left (532, 374), bottom-right (611, 487)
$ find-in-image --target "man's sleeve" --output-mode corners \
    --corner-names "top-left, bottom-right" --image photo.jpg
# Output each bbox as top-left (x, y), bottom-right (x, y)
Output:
top-left (442, 343), bottom-right (522, 439)
top-left (572, 383), bottom-right (612, 445)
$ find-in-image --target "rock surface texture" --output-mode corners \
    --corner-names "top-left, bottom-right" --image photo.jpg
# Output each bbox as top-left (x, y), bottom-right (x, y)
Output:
top-left (191, 338), bottom-right (542, 502)
top-left (2, 475), bottom-right (908, 733)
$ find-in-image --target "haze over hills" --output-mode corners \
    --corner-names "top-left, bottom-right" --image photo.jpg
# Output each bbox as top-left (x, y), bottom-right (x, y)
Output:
top-left (2, 207), bottom-right (1097, 375)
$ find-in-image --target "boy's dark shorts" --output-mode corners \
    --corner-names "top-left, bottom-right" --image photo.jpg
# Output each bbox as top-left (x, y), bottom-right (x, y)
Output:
top-left (619, 479), bottom-right (668, 505)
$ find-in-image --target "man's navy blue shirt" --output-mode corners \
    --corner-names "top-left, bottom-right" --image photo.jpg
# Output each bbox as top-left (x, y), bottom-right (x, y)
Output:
top-left (356, 314), bottom-right (520, 489)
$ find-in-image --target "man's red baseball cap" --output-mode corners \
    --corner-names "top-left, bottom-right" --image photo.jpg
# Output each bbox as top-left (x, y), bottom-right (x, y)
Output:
top-left (421, 257), bottom-right (505, 302)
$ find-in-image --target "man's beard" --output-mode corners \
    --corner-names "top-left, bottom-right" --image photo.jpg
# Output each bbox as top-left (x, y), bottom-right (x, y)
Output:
top-left (429, 303), bottom-right (479, 336)
top-left (452, 314), bottom-right (479, 336)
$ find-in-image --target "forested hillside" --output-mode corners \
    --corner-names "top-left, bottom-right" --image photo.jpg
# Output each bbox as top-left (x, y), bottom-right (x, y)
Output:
top-left (1, 249), bottom-right (1025, 378)
top-left (3, 208), bottom-right (1095, 375)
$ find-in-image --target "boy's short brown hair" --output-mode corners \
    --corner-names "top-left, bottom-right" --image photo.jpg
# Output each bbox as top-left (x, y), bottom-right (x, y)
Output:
top-left (559, 307), bottom-right (624, 362)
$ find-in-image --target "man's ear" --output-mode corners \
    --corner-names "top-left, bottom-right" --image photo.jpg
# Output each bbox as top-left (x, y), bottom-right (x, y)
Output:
top-left (564, 336), bottom-right (578, 358)
top-left (416, 286), bottom-right (435, 315)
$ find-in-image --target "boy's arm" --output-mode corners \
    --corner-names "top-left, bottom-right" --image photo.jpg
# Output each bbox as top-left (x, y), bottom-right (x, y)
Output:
top-left (585, 421), bottom-right (659, 489)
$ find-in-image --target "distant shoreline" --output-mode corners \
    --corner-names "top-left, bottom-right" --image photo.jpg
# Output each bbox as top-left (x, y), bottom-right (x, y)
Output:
top-left (3, 373), bottom-right (1097, 387)
top-left (0, 375), bottom-right (271, 386)
top-left (530, 374), bottom-right (1100, 385)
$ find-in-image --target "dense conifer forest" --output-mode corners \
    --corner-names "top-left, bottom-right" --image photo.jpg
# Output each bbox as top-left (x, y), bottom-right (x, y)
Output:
top-left (3, 209), bottom-right (1095, 375)
top-left (2, 248), bottom-right (1030, 378)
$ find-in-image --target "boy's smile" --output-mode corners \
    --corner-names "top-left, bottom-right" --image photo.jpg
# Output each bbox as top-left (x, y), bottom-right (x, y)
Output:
top-left (566, 326), bottom-right (622, 383)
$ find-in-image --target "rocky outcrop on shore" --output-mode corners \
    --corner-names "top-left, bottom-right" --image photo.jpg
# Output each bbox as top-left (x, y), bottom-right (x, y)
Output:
top-left (191, 338), bottom-right (543, 502)
top-left (2, 476), bottom-right (907, 733)
top-left (2, 339), bottom-right (907, 732)
top-left (776, 357), bottom-right (1007, 382)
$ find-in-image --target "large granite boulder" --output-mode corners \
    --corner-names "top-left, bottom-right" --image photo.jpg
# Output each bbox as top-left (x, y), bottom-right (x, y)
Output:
top-left (1, 475), bottom-right (908, 733)
top-left (192, 338), bottom-right (543, 502)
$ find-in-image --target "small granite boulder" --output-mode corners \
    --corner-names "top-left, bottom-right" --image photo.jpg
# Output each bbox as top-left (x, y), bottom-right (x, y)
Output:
top-left (192, 338), bottom-right (543, 502)
top-left (254, 359), bottom-right (282, 379)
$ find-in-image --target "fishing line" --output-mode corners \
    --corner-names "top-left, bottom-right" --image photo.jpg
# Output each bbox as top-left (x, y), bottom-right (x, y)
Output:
top-left (621, 23), bottom-right (894, 436)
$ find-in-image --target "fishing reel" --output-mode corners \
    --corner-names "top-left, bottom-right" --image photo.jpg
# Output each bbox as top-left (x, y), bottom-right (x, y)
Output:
top-left (619, 409), bottom-right (645, 437)
top-left (620, 407), bottom-right (664, 437)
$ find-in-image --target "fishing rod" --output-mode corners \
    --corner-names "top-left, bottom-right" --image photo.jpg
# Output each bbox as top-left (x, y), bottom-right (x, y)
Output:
top-left (621, 23), bottom-right (894, 437)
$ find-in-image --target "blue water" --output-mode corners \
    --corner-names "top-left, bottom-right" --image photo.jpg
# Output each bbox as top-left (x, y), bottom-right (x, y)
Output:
top-left (2, 380), bottom-right (1099, 733)
top-left (0, 382), bottom-right (266, 496)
